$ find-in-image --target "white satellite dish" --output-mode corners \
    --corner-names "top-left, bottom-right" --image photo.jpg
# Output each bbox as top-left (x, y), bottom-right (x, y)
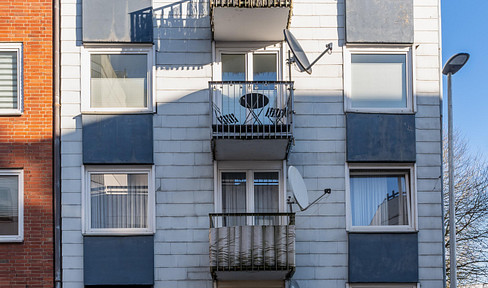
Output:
top-left (288, 166), bottom-right (309, 210)
top-left (288, 166), bottom-right (331, 212)
top-left (284, 29), bottom-right (333, 76)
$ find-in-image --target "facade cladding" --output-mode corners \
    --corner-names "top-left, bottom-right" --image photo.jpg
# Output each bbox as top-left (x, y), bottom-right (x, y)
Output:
top-left (60, 0), bottom-right (444, 288)
top-left (0, 0), bottom-right (54, 287)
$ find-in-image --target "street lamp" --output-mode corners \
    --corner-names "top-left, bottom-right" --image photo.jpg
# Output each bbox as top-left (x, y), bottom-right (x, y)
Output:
top-left (442, 52), bottom-right (470, 288)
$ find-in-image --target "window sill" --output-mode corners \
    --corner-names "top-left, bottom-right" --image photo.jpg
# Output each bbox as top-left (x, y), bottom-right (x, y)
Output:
top-left (0, 236), bottom-right (23, 242)
top-left (347, 226), bottom-right (417, 233)
top-left (83, 230), bottom-right (155, 236)
top-left (0, 111), bottom-right (23, 116)
top-left (81, 109), bottom-right (155, 115)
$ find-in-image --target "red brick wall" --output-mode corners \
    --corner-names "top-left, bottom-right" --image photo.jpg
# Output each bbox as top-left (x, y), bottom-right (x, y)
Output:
top-left (0, 1), bottom-right (53, 287)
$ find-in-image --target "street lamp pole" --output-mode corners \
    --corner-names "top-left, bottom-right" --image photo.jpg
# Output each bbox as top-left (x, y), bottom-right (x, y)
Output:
top-left (447, 70), bottom-right (456, 288)
top-left (442, 52), bottom-right (470, 288)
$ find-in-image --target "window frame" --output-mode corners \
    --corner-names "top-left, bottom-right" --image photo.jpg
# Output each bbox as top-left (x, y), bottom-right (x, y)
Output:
top-left (0, 169), bottom-right (24, 242)
top-left (214, 161), bottom-right (287, 214)
top-left (0, 43), bottom-right (23, 115)
top-left (82, 165), bottom-right (155, 235)
top-left (345, 163), bottom-right (417, 232)
top-left (344, 46), bottom-right (415, 113)
top-left (213, 45), bottom-right (283, 82)
top-left (81, 45), bottom-right (155, 114)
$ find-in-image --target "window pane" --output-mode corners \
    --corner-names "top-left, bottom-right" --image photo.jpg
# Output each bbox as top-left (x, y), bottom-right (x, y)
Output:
top-left (0, 176), bottom-right (19, 236)
top-left (351, 54), bottom-right (406, 108)
top-left (90, 54), bottom-right (147, 108)
top-left (90, 173), bottom-right (148, 229)
top-left (253, 54), bottom-right (277, 82)
top-left (350, 173), bottom-right (409, 226)
top-left (254, 172), bottom-right (279, 225)
top-left (0, 52), bottom-right (18, 109)
top-left (222, 54), bottom-right (245, 81)
top-left (222, 172), bottom-right (246, 226)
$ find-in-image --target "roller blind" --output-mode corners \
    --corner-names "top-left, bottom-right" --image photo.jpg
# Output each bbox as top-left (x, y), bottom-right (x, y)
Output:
top-left (0, 52), bottom-right (18, 110)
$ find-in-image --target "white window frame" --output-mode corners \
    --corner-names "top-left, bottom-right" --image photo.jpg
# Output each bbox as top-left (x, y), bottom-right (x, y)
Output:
top-left (214, 161), bottom-right (287, 214)
top-left (82, 165), bottom-right (155, 235)
top-left (213, 45), bottom-right (283, 82)
top-left (345, 163), bottom-right (418, 232)
top-left (344, 46), bottom-right (415, 113)
top-left (0, 169), bottom-right (24, 242)
top-left (0, 43), bottom-right (23, 115)
top-left (81, 45), bottom-right (155, 114)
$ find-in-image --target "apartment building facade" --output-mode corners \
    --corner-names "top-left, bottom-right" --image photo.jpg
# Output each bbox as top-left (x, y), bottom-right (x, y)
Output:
top-left (0, 0), bottom-right (54, 287)
top-left (60, 0), bottom-right (444, 287)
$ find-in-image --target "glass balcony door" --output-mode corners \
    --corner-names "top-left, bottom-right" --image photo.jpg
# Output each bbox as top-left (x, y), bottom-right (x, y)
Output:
top-left (219, 52), bottom-right (278, 125)
top-left (221, 170), bottom-right (280, 226)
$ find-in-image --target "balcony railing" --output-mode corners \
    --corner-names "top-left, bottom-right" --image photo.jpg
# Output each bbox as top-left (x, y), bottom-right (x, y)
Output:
top-left (210, 81), bottom-right (294, 139)
top-left (211, 0), bottom-right (292, 8)
top-left (209, 213), bottom-right (295, 279)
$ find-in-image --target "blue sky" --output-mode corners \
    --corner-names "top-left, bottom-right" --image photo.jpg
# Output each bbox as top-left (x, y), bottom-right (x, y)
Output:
top-left (442, 0), bottom-right (488, 157)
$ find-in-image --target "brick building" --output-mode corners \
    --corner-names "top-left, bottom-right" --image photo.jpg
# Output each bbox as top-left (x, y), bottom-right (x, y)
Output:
top-left (0, 1), bottom-right (54, 287)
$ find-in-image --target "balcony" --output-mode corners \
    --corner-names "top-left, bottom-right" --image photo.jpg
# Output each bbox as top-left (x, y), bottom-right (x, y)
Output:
top-left (210, 0), bottom-right (292, 41)
top-left (209, 213), bottom-right (295, 280)
top-left (209, 81), bottom-right (294, 160)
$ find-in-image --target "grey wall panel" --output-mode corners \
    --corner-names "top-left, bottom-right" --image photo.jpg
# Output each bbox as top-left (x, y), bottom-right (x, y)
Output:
top-left (82, 114), bottom-right (153, 164)
top-left (346, 113), bottom-right (416, 162)
top-left (83, 0), bottom-right (153, 43)
top-left (349, 233), bottom-right (418, 283)
top-left (345, 0), bottom-right (413, 43)
top-left (84, 236), bottom-right (154, 285)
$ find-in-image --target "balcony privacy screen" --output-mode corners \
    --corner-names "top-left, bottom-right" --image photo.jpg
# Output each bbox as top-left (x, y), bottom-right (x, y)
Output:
top-left (209, 224), bottom-right (295, 270)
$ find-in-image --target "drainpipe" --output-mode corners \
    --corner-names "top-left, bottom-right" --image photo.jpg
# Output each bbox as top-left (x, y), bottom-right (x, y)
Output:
top-left (53, 0), bottom-right (62, 286)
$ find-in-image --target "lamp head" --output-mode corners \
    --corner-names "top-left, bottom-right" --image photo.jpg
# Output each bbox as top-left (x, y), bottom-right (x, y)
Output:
top-left (443, 53), bottom-right (470, 75)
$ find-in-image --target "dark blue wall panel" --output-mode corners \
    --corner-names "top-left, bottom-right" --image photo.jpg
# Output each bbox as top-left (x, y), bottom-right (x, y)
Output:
top-left (83, 0), bottom-right (153, 43)
top-left (349, 233), bottom-right (418, 283)
top-left (83, 114), bottom-right (153, 164)
top-left (84, 236), bottom-right (154, 285)
top-left (346, 0), bottom-right (413, 43)
top-left (346, 113), bottom-right (416, 162)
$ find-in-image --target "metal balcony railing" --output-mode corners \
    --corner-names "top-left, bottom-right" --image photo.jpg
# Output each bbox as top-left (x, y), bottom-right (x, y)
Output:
top-left (210, 81), bottom-right (294, 139)
top-left (211, 0), bottom-right (292, 8)
top-left (209, 213), bottom-right (295, 277)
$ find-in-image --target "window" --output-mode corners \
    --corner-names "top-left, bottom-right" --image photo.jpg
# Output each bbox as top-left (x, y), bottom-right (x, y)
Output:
top-left (83, 166), bottom-right (154, 235)
top-left (344, 47), bottom-right (413, 113)
top-left (81, 47), bottom-right (153, 113)
top-left (346, 164), bottom-right (416, 232)
top-left (0, 170), bottom-right (23, 242)
top-left (214, 48), bottom-right (284, 125)
top-left (0, 43), bottom-right (23, 115)
top-left (216, 162), bottom-right (285, 226)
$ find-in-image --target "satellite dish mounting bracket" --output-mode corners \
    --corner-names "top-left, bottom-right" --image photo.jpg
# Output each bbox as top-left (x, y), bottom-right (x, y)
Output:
top-left (287, 188), bottom-right (331, 212)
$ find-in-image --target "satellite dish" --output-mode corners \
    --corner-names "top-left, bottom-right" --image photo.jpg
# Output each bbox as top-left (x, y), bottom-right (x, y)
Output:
top-left (287, 165), bottom-right (332, 212)
top-left (287, 279), bottom-right (301, 288)
top-left (284, 29), bottom-right (312, 74)
top-left (284, 29), bottom-right (333, 76)
top-left (288, 166), bottom-right (309, 210)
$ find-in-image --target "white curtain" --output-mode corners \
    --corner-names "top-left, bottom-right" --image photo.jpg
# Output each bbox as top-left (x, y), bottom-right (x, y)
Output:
top-left (90, 173), bottom-right (148, 229)
top-left (350, 175), bottom-right (408, 226)
top-left (0, 175), bottom-right (19, 235)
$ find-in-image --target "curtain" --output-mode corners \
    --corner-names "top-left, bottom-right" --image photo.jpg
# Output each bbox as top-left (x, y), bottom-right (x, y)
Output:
top-left (254, 172), bottom-right (279, 225)
top-left (0, 175), bottom-right (19, 235)
top-left (221, 172), bottom-right (246, 226)
top-left (90, 173), bottom-right (148, 229)
top-left (350, 174), bottom-right (408, 226)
